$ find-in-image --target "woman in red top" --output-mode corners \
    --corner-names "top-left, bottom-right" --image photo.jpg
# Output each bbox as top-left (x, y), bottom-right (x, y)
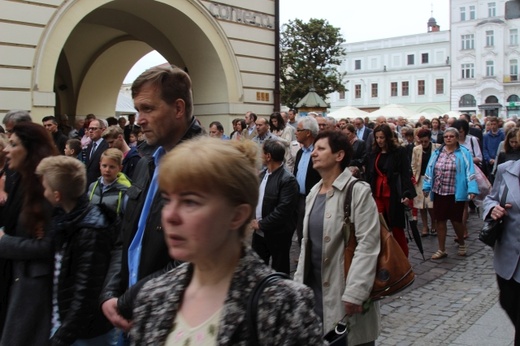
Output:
top-left (366, 124), bottom-right (416, 257)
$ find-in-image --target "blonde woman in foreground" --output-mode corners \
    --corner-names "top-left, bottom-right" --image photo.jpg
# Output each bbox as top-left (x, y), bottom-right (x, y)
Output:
top-left (130, 137), bottom-right (324, 345)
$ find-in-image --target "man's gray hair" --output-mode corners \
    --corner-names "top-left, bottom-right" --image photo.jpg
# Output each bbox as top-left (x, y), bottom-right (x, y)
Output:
top-left (298, 116), bottom-right (319, 137)
top-left (98, 119), bottom-right (108, 129)
top-left (3, 110), bottom-right (32, 125)
top-left (325, 116), bottom-right (337, 126)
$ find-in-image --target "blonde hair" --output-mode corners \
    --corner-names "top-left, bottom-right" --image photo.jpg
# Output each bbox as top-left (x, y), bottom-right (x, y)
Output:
top-left (101, 148), bottom-right (123, 166)
top-left (36, 156), bottom-right (86, 201)
top-left (159, 137), bottom-right (259, 236)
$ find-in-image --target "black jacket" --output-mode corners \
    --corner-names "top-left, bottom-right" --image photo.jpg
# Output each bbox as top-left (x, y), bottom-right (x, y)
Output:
top-left (293, 148), bottom-right (321, 196)
top-left (85, 139), bottom-right (109, 189)
top-left (258, 165), bottom-right (299, 235)
top-left (50, 197), bottom-right (116, 346)
top-left (52, 130), bottom-right (68, 155)
top-left (366, 146), bottom-right (416, 229)
top-left (100, 118), bottom-right (202, 310)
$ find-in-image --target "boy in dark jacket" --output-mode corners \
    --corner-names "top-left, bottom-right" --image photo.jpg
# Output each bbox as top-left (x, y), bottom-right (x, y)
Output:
top-left (37, 156), bottom-right (117, 346)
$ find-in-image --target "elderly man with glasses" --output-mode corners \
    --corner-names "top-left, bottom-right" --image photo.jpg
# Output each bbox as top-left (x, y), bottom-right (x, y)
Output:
top-left (85, 119), bottom-right (109, 189)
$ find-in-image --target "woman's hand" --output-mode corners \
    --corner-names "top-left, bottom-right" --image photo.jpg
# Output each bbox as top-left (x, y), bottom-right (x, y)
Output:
top-left (491, 204), bottom-right (511, 220)
top-left (401, 197), bottom-right (409, 205)
top-left (344, 301), bottom-right (363, 316)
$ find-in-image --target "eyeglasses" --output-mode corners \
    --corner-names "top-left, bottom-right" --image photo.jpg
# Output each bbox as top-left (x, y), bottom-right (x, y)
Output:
top-left (88, 127), bottom-right (99, 131)
top-left (296, 128), bottom-right (308, 132)
top-left (444, 135), bottom-right (455, 139)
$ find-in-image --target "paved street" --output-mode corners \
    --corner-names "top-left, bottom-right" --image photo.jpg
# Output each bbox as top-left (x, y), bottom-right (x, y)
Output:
top-left (290, 208), bottom-right (516, 345)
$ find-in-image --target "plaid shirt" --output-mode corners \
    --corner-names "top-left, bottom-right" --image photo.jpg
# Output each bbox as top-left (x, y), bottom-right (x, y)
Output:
top-left (432, 148), bottom-right (457, 195)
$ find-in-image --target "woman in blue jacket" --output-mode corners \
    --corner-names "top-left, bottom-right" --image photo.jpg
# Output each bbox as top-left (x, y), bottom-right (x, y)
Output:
top-left (423, 127), bottom-right (479, 259)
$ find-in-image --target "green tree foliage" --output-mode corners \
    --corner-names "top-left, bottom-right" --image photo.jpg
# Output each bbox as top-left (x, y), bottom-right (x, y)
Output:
top-left (280, 18), bottom-right (346, 109)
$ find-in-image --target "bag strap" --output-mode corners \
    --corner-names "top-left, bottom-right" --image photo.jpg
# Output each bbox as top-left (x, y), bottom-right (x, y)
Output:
top-left (344, 178), bottom-right (361, 223)
top-left (499, 185), bottom-right (509, 207)
top-left (246, 272), bottom-right (289, 346)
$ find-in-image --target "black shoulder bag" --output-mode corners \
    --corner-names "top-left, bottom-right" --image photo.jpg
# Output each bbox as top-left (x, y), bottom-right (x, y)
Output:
top-left (479, 185), bottom-right (509, 247)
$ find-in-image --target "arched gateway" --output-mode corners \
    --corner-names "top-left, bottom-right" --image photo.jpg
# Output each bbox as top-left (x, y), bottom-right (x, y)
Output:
top-left (0, 0), bottom-right (277, 126)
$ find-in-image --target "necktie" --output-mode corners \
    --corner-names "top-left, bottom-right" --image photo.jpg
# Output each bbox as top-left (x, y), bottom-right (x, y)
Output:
top-left (90, 142), bottom-right (97, 159)
top-left (128, 146), bottom-right (165, 286)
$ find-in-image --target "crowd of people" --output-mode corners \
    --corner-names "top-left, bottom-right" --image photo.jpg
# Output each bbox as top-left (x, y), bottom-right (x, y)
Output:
top-left (0, 64), bottom-right (519, 345)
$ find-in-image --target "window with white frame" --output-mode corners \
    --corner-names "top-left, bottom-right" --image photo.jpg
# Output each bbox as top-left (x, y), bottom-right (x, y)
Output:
top-left (390, 82), bottom-right (398, 97)
top-left (461, 63), bottom-right (475, 79)
top-left (461, 34), bottom-right (474, 50)
top-left (436, 79), bottom-right (444, 94)
top-left (355, 84), bottom-right (361, 98)
top-left (402, 81), bottom-right (409, 96)
top-left (511, 29), bottom-right (518, 45)
top-left (421, 53), bottom-right (429, 64)
top-left (355, 60), bottom-right (361, 70)
top-left (371, 83), bottom-right (378, 98)
top-left (511, 59), bottom-right (518, 81)
top-left (486, 31), bottom-right (494, 47)
top-left (486, 61), bottom-right (495, 76)
top-left (488, 2), bottom-right (496, 17)
top-left (339, 90), bottom-right (345, 99)
top-left (469, 5), bottom-right (476, 19)
top-left (417, 80), bottom-right (425, 95)
top-left (460, 7), bottom-right (466, 21)
top-left (407, 54), bottom-right (414, 65)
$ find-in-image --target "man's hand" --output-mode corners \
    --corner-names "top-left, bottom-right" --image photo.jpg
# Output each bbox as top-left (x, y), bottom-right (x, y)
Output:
top-left (101, 298), bottom-right (132, 331)
top-left (250, 219), bottom-right (259, 230)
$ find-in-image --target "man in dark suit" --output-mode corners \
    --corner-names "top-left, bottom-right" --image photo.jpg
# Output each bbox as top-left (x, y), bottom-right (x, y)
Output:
top-left (293, 116), bottom-right (321, 244)
top-left (251, 140), bottom-right (299, 274)
top-left (354, 117), bottom-right (372, 141)
top-left (123, 114), bottom-right (140, 143)
top-left (85, 119), bottom-right (109, 189)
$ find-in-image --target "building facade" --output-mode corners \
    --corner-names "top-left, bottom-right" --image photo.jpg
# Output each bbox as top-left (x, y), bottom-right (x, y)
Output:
top-left (329, 1), bottom-right (520, 119)
top-left (0, 0), bottom-right (277, 126)
top-left (451, 0), bottom-right (520, 118)
top-left (328, 19), bottom-right (451, 116)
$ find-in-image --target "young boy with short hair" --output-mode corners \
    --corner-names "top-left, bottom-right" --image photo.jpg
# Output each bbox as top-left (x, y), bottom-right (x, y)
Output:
top-left (87, 148), bottom-right (131, 216)
top-left (36, 156), bottom-right (117, 345)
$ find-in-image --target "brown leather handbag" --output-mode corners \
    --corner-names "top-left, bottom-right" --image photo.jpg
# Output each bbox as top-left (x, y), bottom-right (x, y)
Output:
top-left (343, 179), bottom-right (415, 300)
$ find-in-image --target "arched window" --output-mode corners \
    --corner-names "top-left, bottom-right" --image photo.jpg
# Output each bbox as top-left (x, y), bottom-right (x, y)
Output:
top-left (459, 94), bottom-right (476, 107)
top-left (485, 95), bottom-right (498, 103)
top-left (507, 94), bottom-right (520, 102)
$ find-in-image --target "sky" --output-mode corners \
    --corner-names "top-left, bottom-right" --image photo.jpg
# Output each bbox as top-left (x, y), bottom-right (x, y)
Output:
top-left (123, 0), bottom-right (450, 83)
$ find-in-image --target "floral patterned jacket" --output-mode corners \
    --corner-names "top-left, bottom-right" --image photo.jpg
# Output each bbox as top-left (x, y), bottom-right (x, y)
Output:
top-left (131, 246), bottom-right (325, 345)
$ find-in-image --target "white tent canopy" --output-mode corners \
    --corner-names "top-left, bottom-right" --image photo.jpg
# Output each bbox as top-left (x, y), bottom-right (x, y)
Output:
top-left (116, 92), bottom-right (136, 116)
top-left (368, 104), bottom-right (416, 120)
top-left (328, 106), bottom-right (369, 120)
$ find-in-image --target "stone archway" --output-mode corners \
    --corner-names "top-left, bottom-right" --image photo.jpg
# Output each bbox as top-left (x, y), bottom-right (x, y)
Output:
top-left (32, 0), bottom-right (243, 120)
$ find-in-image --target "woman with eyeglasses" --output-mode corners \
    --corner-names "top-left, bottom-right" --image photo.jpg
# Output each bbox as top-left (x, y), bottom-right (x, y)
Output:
top-left (423, 127), bottom-right (479, 260)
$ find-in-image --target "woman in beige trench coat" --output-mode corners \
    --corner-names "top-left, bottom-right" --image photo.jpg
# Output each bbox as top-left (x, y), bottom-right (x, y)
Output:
top-left (294, 130), bottom-right (381, 346)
